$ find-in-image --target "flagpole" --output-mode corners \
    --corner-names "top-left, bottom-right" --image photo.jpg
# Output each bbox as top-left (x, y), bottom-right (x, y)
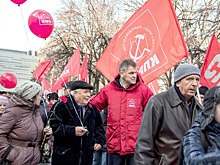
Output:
top-left (52, 58), bottom-right (84, 127)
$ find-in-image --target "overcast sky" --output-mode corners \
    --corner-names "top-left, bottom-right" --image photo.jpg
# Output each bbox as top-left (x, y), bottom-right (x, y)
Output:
top-left (0, 0), bottom-right (63, 52)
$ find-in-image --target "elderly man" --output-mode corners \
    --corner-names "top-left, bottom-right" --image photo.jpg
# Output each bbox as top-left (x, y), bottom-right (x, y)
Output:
top-left (90, 59), bottom-right (153, 165)
top-left (134, 64), bottom-right (204, 165)
top-left (50, 80), bottom-right (105, 165)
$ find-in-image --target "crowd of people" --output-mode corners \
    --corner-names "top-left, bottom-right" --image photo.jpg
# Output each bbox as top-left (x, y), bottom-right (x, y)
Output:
top-left (0, 59), bottom-right (219, 165)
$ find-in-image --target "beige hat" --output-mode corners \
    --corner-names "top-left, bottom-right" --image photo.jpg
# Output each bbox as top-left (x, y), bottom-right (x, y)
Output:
top-left (15, 81), bottom-right (41, 100)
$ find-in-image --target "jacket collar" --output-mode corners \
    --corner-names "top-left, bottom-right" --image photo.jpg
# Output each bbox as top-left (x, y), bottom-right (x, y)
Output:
top-left (169, 85), bottom-right (203, 113)
top-left (66, 95), bottom-right (90, 123)
top-left (8, 95), bottom-right (40, 111)
top-left (169, 86), bottom-right (183, 108)
top-left (66, 95), bottom-right (88, 110)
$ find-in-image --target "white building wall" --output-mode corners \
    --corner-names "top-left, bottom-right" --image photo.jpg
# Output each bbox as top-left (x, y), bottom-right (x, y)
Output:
top-left (0, 49), bottom-right (38, 92)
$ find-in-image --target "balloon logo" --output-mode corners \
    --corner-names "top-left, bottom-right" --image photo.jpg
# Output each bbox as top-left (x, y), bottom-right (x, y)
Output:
top-left (0, 73), bottom-right (17, 89)
top-left (28, 10), bottom-right (54, 39)
top-left (10, 0), bottom-right (27, 5)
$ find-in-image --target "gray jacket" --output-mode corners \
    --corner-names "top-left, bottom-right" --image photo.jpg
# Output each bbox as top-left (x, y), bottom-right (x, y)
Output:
top-left (134, 86), bottom-right (203, 165)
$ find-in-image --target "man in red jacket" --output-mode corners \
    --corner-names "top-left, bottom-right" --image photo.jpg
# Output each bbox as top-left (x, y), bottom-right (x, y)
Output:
top-left (90, 59), bottom-right (153, 165)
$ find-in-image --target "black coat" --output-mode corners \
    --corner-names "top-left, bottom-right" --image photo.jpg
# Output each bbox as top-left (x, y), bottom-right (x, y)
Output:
top-left (50, 96), bottom-right (105, 165)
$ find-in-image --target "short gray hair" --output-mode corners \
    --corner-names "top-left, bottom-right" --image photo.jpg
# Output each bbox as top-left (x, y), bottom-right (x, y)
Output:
top-left (73, 89), bottom-right (81, 95)
top-left (119, 59), bottom-right (136, 72)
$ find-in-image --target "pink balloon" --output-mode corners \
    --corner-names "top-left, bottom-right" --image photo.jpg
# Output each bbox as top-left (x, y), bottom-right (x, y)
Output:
top-left (28, 10), bottom-right (54, 39)
top-left (0, 73), bottom-right (17, 89)
top-left (10, 0), bottom-right (27, 5)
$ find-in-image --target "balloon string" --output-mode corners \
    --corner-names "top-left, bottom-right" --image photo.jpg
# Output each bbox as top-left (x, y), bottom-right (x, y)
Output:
top-left (19, 6), bottom-right (32, 52)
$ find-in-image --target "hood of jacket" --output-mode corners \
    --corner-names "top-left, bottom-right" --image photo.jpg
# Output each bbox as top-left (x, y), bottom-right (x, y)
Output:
top-left (7, 95), bottom-right (40, 111)
top-left (200, 86), bottom-right (220, 130)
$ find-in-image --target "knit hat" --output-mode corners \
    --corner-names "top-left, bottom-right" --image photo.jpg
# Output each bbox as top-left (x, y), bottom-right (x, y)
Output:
top-left (15, 81), bottom-right (41, 100)
top-left (174, 64), bottom-right (201, 83)
top-left (0, 96), bottom-right (8, 104)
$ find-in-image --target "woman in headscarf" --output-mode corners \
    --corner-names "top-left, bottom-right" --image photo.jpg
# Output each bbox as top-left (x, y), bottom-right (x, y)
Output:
top-left (0, 81), bottom-right (52, 165)
top-left (183, 86), bottom-right (220, 164)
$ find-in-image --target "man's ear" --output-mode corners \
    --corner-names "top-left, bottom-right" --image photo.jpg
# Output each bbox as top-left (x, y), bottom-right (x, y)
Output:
top-left (119, 71), bottom-right (124, 77)
top-left (175, 81), bottom-right (180, 87)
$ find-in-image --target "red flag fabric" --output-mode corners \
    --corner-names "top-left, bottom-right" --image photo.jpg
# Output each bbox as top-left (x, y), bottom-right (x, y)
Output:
top-left (42, 78), bottom-right (52, 94)
top-left (53, 47), bottom-right (80, 90)
top-left (200, 34), bottom-right (220, 88)
top-left (96, 0), bottom-right (188, 84)
top-left (79, 52), bottom-right (88, 82)
top-left (33, 60), bottom-right (52, 82)
top-left (147, 79), bottom-right (160, 94)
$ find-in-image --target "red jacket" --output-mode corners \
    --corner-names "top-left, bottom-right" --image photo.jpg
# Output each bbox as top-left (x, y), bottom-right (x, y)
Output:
top-left (90, 73), bottom-right (153, 155)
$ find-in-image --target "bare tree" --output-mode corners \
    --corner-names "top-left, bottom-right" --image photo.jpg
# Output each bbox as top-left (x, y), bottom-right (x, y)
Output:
top-left (38, 0), bottom-right (124, 92)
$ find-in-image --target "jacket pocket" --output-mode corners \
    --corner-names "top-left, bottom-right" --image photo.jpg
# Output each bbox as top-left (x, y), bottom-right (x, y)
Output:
top-left (106, 124), bottom-right (120, 152)
top-left (126, 124), bottom-right (141, 151)
top-left (53, 146), bottom-right (73, 155)
top-left (11, 147), bottom-right (23, 165)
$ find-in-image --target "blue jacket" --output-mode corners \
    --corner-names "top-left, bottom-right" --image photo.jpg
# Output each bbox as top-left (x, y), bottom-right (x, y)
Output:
top-left (183, 86), bottom-right (220, 165)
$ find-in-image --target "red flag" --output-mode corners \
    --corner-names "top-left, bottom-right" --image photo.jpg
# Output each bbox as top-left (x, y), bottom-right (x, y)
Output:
top-left (33, 60), bottom-right (52, 82)
top-left (79, 51), bottom-right (88, 82)
top-left (42, 78), bottom-right (52, 94)
top-left (53, 47), bottom-right (80, 90)
top-left (96, 0), bottom-right (188, 84)
top-left (200, 34), bottom-right (220, 88)
top-left (147, 79), bottom-right (160, 94)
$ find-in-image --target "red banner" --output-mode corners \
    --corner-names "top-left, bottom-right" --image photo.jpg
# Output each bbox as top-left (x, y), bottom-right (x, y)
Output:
top-left (79, 51), bottom-right (88, 82)
top-left (33, 60), bottom-right (52, 82)
top-left (147, 79), bottom-right (160, 94)
top-left (42, 78), bottom-right (52, 94)
top-left (53, 47), bottom-right (80, 90)
top-left (200, 34), bottom-right (220, 88)
top-left (96, 0), bottom-right (188, 84)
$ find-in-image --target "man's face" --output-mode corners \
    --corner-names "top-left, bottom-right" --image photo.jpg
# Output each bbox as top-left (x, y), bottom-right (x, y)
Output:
top-left (120, 66), bottom-right (137, 87)
top-left (176, 75), bottom-right (200, 101)
top-left (74, 89), bottom-right (91, 106)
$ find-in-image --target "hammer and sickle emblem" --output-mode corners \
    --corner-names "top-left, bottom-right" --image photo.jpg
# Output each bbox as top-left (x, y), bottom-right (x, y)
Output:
top-left (129, 34), bottom-right (150, 62)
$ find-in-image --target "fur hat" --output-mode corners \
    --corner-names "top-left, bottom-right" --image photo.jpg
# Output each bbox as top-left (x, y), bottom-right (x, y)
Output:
top-left (0, 96), bottom-right (8, 104)
top-left (174, 64), bottom-right (200, 83)
top-left (15, 81), bottom-right (41, 100)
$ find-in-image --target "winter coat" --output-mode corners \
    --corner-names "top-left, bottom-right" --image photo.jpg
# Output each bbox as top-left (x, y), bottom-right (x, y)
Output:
top-left (50, 96), bottom-right (105, 165)
top-left (38, 99), bottom-right (49, 127)
top-left (0, 95), bottom-right (44, 165)
top-left (183, 86), bottom-right (220, 165)
top-left (90, 73), bottom-right (153, 155)
top-left (134, 86), bottom-right (203, 165)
